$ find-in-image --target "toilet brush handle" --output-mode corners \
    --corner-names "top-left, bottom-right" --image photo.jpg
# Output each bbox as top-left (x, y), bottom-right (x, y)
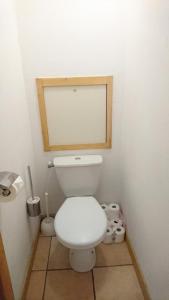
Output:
top-left (27, 166), bottom-right (35, 200)
top-left (45, 192), bottom-right (49, 219)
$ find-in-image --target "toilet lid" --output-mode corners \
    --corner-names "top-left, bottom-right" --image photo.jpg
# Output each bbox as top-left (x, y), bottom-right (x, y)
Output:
top-left (54, 196), bottom-right (107, 250)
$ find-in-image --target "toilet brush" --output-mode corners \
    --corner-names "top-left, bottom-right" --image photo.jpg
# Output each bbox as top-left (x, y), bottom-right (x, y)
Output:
top-left (41, 192), bottom-right (55, 236)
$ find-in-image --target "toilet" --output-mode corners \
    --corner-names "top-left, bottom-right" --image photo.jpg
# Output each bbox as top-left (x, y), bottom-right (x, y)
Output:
top-left (54, 155), bottom-right (107, 272)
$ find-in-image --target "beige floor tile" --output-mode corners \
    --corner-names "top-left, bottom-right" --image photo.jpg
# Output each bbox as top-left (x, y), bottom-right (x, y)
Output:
top-left (32, 237), bottom-right (51, 270)
top-left (25, 271), bottom-right (46, 300)
top-left (44, 270), bottom-right (94, 300)
top-left (94, 265), bottom-right (144, 300)
top-left (48, 237), bottom-right (70, 269)
top-left (96, 241), bottom-right (132, 267)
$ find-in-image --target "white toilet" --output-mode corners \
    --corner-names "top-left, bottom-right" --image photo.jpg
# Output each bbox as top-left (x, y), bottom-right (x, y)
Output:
top-left (54, 155), bottom-right (107, 272)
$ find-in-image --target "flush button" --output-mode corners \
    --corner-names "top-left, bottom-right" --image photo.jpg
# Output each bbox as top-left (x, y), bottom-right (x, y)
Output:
top-left (75, 157), bottom-right (81, 160)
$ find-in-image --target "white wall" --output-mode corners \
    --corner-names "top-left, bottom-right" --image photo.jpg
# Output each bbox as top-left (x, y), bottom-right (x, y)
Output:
top-left (13, 0), bottom-right (169, 299)
top-left (121, 1), bottom-right (169, 300)
top-left (0, 0), bottom-right (39, 299)
top-left (15, 0), bottom-right (125, 212)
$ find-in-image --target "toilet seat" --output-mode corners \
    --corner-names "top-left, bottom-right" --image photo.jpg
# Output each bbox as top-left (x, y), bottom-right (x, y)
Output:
top-left (54, 196), bottom-right (107, 250)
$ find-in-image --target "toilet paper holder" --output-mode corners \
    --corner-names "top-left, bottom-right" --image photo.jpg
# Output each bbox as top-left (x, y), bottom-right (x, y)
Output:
top-left (0, 171), bottom-right (19, 196)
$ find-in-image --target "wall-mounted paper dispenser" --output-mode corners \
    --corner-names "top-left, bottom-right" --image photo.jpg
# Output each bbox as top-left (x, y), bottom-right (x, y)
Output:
top-left (0, 171), bottom-right (24, 201)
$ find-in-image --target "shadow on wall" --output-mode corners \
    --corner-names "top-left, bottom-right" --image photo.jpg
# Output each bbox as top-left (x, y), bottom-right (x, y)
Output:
top-left (41, 167), bottom-right (64, 214)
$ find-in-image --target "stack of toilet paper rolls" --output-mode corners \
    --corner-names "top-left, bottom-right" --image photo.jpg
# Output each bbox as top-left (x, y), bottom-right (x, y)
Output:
top-left (101, 203), bottom-right (125, 244)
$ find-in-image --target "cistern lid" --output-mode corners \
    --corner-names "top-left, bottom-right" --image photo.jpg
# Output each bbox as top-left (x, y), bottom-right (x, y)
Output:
top-left (53, 155), bottom-right (103, 167)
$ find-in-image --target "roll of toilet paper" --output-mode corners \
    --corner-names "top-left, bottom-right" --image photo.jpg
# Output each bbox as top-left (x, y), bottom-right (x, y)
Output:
top-left (101, 203), bottom-right (109, 217)
top-left (0, 176), bottom-right (24, 202)
top-left (114, 226), bottom-right (125, 243)
top-left (103, 227), bottom-right (113, 244)
top-left (119, 213), bottom-right (126, 229)
top-left (109, 218), bottom-right (123, 228)
top-left (107, 203), bottom-right (120, 220)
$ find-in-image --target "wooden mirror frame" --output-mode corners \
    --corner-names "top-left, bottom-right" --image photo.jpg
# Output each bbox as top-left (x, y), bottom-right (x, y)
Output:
top-left (36, 76), bottom-right (112, 151)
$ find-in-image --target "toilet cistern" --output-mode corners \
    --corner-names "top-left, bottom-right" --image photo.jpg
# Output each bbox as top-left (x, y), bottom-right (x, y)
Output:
top-left (53, 155), bottom-right (103, 197)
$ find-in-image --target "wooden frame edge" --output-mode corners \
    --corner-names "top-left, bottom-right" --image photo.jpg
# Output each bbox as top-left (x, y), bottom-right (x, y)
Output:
top-left (126, 234), bottom-right (152, 300)
top-left (106, 77), bottom-right (112, 148)
top-left (36, 79), bottom-right (50, 151)
top-left (21, 230), bottom-right (40, 300)
top-left (36, 76), bottom-right (113, 152)
top-left (0, 233), bottom-right (14, 300)
top-left (37, 76), bottom-right (112, 87)
top-left (46, 142), bottom-right (111, 152)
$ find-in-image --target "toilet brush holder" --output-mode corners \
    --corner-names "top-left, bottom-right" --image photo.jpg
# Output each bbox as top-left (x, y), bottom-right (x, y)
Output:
top-left (41, 216), bottom-right (55, 236)
top-left (27, 196), bottom-right (41, 217)
top-left (41, 192), bottom-right (55, 236)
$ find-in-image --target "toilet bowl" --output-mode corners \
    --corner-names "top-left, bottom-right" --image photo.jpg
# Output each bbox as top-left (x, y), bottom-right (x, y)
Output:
top-left (54, 196), bottom-right (107, 272)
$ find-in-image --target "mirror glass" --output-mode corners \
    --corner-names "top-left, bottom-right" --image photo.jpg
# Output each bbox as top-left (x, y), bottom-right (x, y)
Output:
top-left (45, 85), bottom-right (106, 145)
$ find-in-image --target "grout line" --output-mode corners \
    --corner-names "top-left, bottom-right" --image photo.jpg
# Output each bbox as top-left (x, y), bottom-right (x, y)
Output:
top-left (91, 270), bottom-right (96, 300)
top-left (33, 263), bottom-right (133, 272)
top-left (46, 236), bottom-right (52, 269)
top-left (94, 263), bottom-right (133, 269)
top-left (42, 236), bottom-right (52, 300)
top-left (31, 268), bottom-right (46, 272)
top-left (47, 268), bottom-right (72, 271)
top-left (30, 270), bottom-right (47, 273)
top-left (42, 270), bottom-right (47, 299)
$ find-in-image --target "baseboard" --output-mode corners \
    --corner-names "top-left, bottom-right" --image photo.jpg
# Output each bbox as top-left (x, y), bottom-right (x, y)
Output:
top-left (126, 235), bottom-right (151, 300)
top-left (21, 231), bottom-right (40, 300)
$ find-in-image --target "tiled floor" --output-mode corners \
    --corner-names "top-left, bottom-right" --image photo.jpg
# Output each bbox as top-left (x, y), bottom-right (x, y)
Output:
top-left (25, 236), bottom-right (145, 300)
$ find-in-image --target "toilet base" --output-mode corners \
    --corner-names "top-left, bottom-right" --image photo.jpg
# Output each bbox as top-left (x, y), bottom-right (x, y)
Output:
top-left (69, 248), bottom-right (96, 272)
